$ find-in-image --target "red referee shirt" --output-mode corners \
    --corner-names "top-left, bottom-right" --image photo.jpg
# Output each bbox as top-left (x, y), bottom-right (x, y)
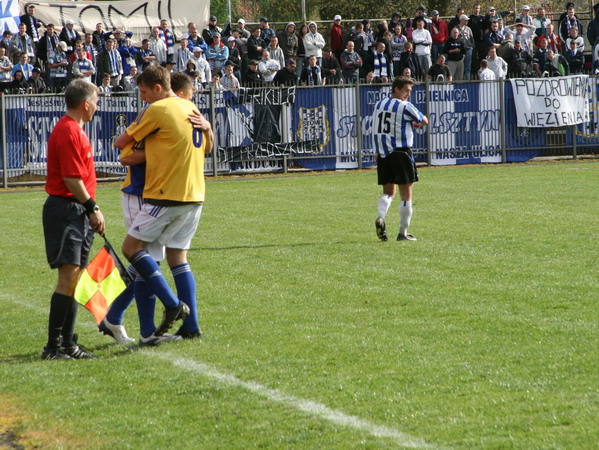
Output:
top-left (45, 115), bottom-right (96, 199)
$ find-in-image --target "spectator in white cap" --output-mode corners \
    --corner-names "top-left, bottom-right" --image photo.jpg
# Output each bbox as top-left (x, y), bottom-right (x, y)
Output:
top-left (189, 46), bottom-right (211, 83)
top-left (457, 14), bottom-right (475, 80)
top-left (236, 18), bottom-right (250, 40)
top-left (226, 35), bottom-right (242, 77)
top-left (330, 15), bottom-right (344, 60)
top-left (59, 19), bottom-right (80, 54)
top-left (517, 5), bottom-right (534, 26)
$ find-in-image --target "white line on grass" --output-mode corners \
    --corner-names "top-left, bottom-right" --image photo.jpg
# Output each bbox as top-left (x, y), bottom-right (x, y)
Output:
top-left (149, 352), bottom-right (435, 448)
top-left (2, 295), bottom-right (434, 448)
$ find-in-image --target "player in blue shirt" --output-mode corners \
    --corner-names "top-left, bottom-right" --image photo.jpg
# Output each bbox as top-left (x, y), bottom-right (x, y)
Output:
top-left (372, 77), bottom-right (428, 241)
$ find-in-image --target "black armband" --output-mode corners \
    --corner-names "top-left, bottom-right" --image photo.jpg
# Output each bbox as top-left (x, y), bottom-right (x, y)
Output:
top-left (82, 197), bottom-right (98, 214)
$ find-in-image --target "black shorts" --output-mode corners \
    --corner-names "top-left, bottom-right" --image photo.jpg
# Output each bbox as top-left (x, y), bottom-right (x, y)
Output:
top-left (377, 148), bottom-right (419, 186)
top-left (42, 196), bottom-right (95, 269)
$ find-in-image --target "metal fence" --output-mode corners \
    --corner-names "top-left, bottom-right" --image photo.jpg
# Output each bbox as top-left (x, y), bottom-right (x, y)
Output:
top-left (2, 78), bottom-right (598, 187)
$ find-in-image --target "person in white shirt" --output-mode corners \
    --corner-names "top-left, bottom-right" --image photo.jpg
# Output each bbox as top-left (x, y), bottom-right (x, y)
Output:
top-left (99, 72), bottom-right (113, 93)
top-left (149, 26), bottom-right (167, 64)
top-left (303, 22), bottom-right (325, 65)
top-left (486, 46), bottom-right (508, 79)
top-left (516, 5), bottom-right (534, 26)
top-left (506, 22), bottom-right (536, 55)
top-left (565, 27), bottom-right (584, 53)
top-left (478, 59), bottom-right (496, 80)
top-left (71, 46), bottom-right (96, 83)
top-left (258, 49), bottom-right (280, 83)
top-left (532, 7), bottom-right (551, 36)
top-left (189, 47), bottom-right (211, 84)
top-left (411, 18), bottom-right (432, 74)
top-left (0, 46), bottom-right (14, 89)
top-left (121, 65), bottom-right (138, 91)
top-left (220, 61), bottom-right (240, 89)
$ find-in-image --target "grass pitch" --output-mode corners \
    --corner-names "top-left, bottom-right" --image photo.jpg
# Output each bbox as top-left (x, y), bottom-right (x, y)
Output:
top-left (1, 161), bottom-right (598, 448)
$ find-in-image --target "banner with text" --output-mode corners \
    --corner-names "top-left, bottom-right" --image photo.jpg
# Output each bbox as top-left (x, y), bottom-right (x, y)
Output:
top-left (510, 76), bottom-right (590, 128)
top-left (18, 0), bottom-right (209, 44)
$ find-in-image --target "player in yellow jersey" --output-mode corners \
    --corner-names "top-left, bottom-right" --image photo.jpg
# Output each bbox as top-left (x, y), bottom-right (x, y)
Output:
top-left (115, 66), bottom-right (212, 338)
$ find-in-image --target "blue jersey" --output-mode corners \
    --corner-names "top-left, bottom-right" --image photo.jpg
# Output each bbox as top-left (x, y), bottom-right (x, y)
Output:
top-left (372, 96), bottom-right (424, 157)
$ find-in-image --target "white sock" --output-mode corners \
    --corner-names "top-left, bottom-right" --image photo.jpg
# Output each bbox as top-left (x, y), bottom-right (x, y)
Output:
top-left (399, 200), bottom-right (413, 236)
top-left (377, 195), bottom-right (393, 219)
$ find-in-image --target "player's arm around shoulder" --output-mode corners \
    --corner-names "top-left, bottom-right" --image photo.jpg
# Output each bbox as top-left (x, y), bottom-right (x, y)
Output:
top-left (204, 127), bottom-right (214, 154)
top-left (120, 149), bottom-right (146, 166)
top-left (187, 104), bottom-right (214, 154)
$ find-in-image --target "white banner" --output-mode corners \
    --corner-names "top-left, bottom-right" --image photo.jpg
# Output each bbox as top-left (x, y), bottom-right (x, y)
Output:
top-left (18, 0), bottom-right (209, 44)
top-left (510, 75), bottom-right (590, 128)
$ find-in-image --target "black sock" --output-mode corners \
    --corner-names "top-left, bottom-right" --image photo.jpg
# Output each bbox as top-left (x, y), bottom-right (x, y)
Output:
top-left (46, 292), bottom-right (73, 349)
top-left (61, 296), bottom-right (78, 348)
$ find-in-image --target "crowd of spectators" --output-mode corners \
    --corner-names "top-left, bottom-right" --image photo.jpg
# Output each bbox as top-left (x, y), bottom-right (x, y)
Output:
top-left (5, 2), bottom-right (599, 94)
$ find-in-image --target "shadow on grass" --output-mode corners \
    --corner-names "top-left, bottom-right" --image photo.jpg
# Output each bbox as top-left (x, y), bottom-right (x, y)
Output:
top-left (0, 342), bottom-right (136, 363)
top-left (191, 241), bottom-right (362, 251)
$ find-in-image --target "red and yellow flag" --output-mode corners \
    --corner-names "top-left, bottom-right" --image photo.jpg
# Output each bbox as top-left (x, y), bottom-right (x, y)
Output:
top-left (74, 241), bottom-right (132, 324)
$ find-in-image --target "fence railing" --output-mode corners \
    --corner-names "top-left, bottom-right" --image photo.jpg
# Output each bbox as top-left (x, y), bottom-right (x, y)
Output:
top-left (2, 78), bottom-right (598, 188)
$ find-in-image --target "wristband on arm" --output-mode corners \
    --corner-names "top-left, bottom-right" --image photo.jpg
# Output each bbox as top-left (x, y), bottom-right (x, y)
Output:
top-left (82, 197), bottom-right (99, 214)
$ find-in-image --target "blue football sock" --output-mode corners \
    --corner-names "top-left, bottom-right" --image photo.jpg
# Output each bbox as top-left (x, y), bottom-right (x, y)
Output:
top-left (105, 265), bottom-right (136, 325)
top-left (134, 275), bottom-right (157, 338)
top-left (171, 263), bottom-right (199, 332)
top-left (130, 250), bottom-right (179, 309)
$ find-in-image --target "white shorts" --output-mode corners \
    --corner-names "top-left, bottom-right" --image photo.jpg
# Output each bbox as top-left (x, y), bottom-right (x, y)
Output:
top-left (121, 193), bottom-right (165, 261)
top-left (128, 201), bottom-right (203, 251)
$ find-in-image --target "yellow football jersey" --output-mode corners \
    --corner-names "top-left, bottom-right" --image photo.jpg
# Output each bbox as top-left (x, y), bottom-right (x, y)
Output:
top-left (126, 96), bottom-right (207, 202)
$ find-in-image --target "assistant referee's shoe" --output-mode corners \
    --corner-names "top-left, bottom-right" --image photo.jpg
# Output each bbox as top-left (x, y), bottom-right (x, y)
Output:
top-left (41, 347), bottom-right (73, 360)
top-left (397, 233), bottom-right (417, 241)
top-left (375, 217), bottom-right (388, 242)
top-left (155, 302), bottom-right (190, 336)
top-left (64, 345), bottom-right (97, 359)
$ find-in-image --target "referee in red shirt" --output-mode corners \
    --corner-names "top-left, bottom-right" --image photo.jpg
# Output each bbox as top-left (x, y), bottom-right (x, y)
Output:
top-left (42, 80), bottom-right (105, 360)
